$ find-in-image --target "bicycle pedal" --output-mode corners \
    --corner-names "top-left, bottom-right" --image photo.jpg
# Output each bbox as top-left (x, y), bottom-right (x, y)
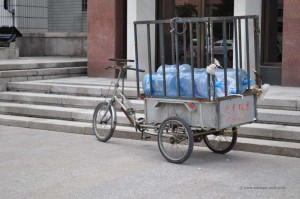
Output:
top-left (136, 117), bottom-right (145, 124)
top-left (126, 108), bottom-right (135, 115)
top-left (143, 136), bottom-right (151, 140)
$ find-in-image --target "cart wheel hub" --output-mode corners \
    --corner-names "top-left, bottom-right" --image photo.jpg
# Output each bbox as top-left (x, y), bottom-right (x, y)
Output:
top-left (169, 137), bottom-right (175, 144)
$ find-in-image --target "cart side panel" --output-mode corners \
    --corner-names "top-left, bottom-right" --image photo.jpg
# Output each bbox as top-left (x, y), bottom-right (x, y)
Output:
top-left (144, 98), bottom-right (217, 128)
top-left (218, 94), bottom-right (256, 129)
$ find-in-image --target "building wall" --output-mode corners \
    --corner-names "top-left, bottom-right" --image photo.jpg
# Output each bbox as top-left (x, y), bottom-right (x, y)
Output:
top-left (127, 0), bottom-right (156, 80)
top-left (16, 32), bottom-right (87, 57)
top-left (87, 0), bottom-right (126, 77)
top-left (1, 0), bottom-right (87, 33)
top-left (48, 0), bottom-right (87, 32)
top-left (0, 0), bottom-right (48, 33)
top-left (234, 0), bottom-right (262, 79)
top-left (0, 0), bottom-right (13, 26)
top-left (282, 0), bottom-right (300, 87)
top-left (17, 0), bottom-right (48, 32)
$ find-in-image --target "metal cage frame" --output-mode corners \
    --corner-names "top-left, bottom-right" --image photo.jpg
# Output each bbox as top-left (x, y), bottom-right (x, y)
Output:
top-left (134, 16), bottom-right (260, 101)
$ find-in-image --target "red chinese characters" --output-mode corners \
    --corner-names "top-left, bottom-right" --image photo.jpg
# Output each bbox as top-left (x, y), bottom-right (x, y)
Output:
top-left (223, 101), bottom-right (252, 123)
top-left (224, 101), bottom-right (251, 114)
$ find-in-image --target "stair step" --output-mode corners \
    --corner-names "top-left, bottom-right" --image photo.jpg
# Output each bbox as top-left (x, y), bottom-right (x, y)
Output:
top-left (0, 102), bottom-right (143, 124)
top-left (0, 114), bottom-right (299, 157)
top-left (0, 91), bottom-right (144, 110)
top-left (40, 76), bottom-right (140, 88)
top-left (7, 82), bottom-right (139, 98)
top-left (0, 99), bottom-right (299, 142)
top-left (257, 108), bottom-right (300, 126)
top-left (0, 67), bottom-right (87, 78)
top-left (0, 57), bottom-right (87, 71)
top-left (257, 85), bottom-right (300, 111)
top-left (234, 137), bottom-right (300, 157)
top-left (257, 97), bottom-right (300, 111)
top-left (239, 123), bottom-right (300, 142)
top-left (0, 114), bottom-right (136, 137)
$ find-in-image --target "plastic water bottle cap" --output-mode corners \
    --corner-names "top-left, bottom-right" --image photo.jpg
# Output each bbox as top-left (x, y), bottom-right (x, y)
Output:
top-left (215, 81), bottom-right (222, 88)
top-left (242, 78), bottom-right (254, 85)
top-left (230, 88), bottom-right (237, 94)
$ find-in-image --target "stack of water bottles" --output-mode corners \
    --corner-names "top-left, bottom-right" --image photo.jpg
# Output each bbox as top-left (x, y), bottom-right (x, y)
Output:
top-left (142, 64), bottom-right (253, 98)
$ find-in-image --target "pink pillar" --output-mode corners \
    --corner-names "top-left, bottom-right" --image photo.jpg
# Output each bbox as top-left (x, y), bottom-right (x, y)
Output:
top-left (87, 0), bottom-right (126, 77)
top-left (282, 0), bottom-right (300, 86)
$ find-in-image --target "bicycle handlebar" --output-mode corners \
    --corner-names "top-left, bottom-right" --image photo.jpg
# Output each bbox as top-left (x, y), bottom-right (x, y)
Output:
top-left (105, 65), bottom-right (145, 73)
top-left (109, 58), bottom-right (134, 63)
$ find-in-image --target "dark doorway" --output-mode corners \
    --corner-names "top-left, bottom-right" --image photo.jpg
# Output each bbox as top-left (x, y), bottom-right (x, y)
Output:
top-left (261, 0), bottom-right (283, 85)
top-left (156, 0), bottom-right (234, 68)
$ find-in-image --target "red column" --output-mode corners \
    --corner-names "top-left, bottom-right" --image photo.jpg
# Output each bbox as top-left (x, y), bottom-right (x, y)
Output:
top-left (282, 0), bottom-right (300, 86)
top-left (87, 0), bottom-right (126, 77)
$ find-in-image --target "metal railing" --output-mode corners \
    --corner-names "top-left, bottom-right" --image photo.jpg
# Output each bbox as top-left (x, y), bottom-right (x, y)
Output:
top-left (134, 16), bottom-right (260, 101)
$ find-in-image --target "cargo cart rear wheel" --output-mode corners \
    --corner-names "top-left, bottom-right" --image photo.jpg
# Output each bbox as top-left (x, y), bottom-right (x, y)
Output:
top-left (203, 127), bottom-right (237, 154)
top-left (158, 116), bottom-right (194, 164)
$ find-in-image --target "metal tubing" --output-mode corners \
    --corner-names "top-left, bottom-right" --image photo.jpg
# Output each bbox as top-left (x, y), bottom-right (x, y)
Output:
top-left (183, 28), bottom-right (187, 63)
top-left (196, 22), bottom-right (201, 67)
top-left (238, 19), bottom-right (242, 69)
top-left (134, 16), bottom-right (258, 25)
top-left (171, 28), bottom-right (175, 64)
top-left (233, 19), bottom-right (240, 94)
top-left (206, 22), bottom-right (211, 100)
top-left (209, 19), bottom-right (215, 100)
top-left (206, 15), bottom-right (258, 22)
top-left (159, 23), bottom-right (166, 97)
top-left (134, 23), bottom-right (140, 97)
top-left (175, 23), bottom-right (180, 97)
top-left (147, 24), bottom-right (153, 96)
top-left (134, 15), bottom-right (259, 99)
top-left (205, 21), bottom-right (211, 100)
top-left (189, 22), bottom-right (195, 98)
top-left (222, 20), bottom-right (228, 97)
top-left (209, 20), bottom-right (214, 63)
top-left (254, 18), bottom-right (260, 74)
top-left (245, 19), bottom-right (251, 91)
top-left (134, 18), bottom-right (205, 25)
top-left (205, 22), bottom-right (209, 67)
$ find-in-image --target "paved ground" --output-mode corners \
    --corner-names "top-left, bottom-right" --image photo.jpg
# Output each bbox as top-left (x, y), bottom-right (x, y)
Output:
top-left (0, 125), bottom-right (299, 199)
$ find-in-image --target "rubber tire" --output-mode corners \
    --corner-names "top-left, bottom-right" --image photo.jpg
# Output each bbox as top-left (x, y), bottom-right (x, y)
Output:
top-left (158, 116), bottom-right (194, 164)
top-left (203, 127), bottom-right (237, 154)
top-left (93, 101), bottom-right (116, 142)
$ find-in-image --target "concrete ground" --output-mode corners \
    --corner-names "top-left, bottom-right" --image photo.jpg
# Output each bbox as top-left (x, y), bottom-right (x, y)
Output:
top-left (0, 125), bottom-right (299, 199)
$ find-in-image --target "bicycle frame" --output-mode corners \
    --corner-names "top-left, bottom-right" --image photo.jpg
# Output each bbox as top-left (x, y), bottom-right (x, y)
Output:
top-left (107, 67), bottom-right (137, 127)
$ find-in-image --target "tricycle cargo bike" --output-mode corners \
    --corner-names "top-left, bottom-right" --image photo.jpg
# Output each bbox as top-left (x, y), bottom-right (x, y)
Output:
top-left (93, 16), bottom-right (260, 164)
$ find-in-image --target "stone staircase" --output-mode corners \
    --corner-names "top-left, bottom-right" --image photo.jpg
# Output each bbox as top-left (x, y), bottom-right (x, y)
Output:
top-left (0, 76), bottom-right (299, 157)
top-left (0, 57), bottom-right (87, 91)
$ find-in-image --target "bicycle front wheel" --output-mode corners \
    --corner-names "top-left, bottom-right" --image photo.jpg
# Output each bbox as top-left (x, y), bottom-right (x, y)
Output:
top-left (93, 101), bottom-right (116, 142)
top-left (158, 116), bottom-right (194, 164)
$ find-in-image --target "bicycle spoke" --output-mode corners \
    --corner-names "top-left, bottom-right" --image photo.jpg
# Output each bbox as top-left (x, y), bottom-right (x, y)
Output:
top-left (93, 101), bottom-right (115, 142)
top-left (158, 117), bottom-right (193, 163)
top-left (204, 128), bottom-right (237, 154)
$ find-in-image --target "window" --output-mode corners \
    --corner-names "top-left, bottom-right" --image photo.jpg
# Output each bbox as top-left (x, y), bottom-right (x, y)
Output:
top-left (82, 0), bottom-right (88, 11)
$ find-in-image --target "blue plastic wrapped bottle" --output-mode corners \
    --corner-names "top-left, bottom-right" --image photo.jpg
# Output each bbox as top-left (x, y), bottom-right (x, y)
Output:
top-left (195, 71), bottom-right (212, 98)
top-left (143, 73), bottom-right (178, 97)
top-left (143, 73), bottom-right (156, 96)
top-left (215, 68), bottom-right (253, 93)
top-left (155, 64), bottom-right (199, 98)
top-left (153, 73), bottom-right (178, 97)
top-left (157, 64), bottom-right (191, 74)
top-left (180, 68), bottom-right (206, 98)
top-left (215, 77), bottom-right (237, 97)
